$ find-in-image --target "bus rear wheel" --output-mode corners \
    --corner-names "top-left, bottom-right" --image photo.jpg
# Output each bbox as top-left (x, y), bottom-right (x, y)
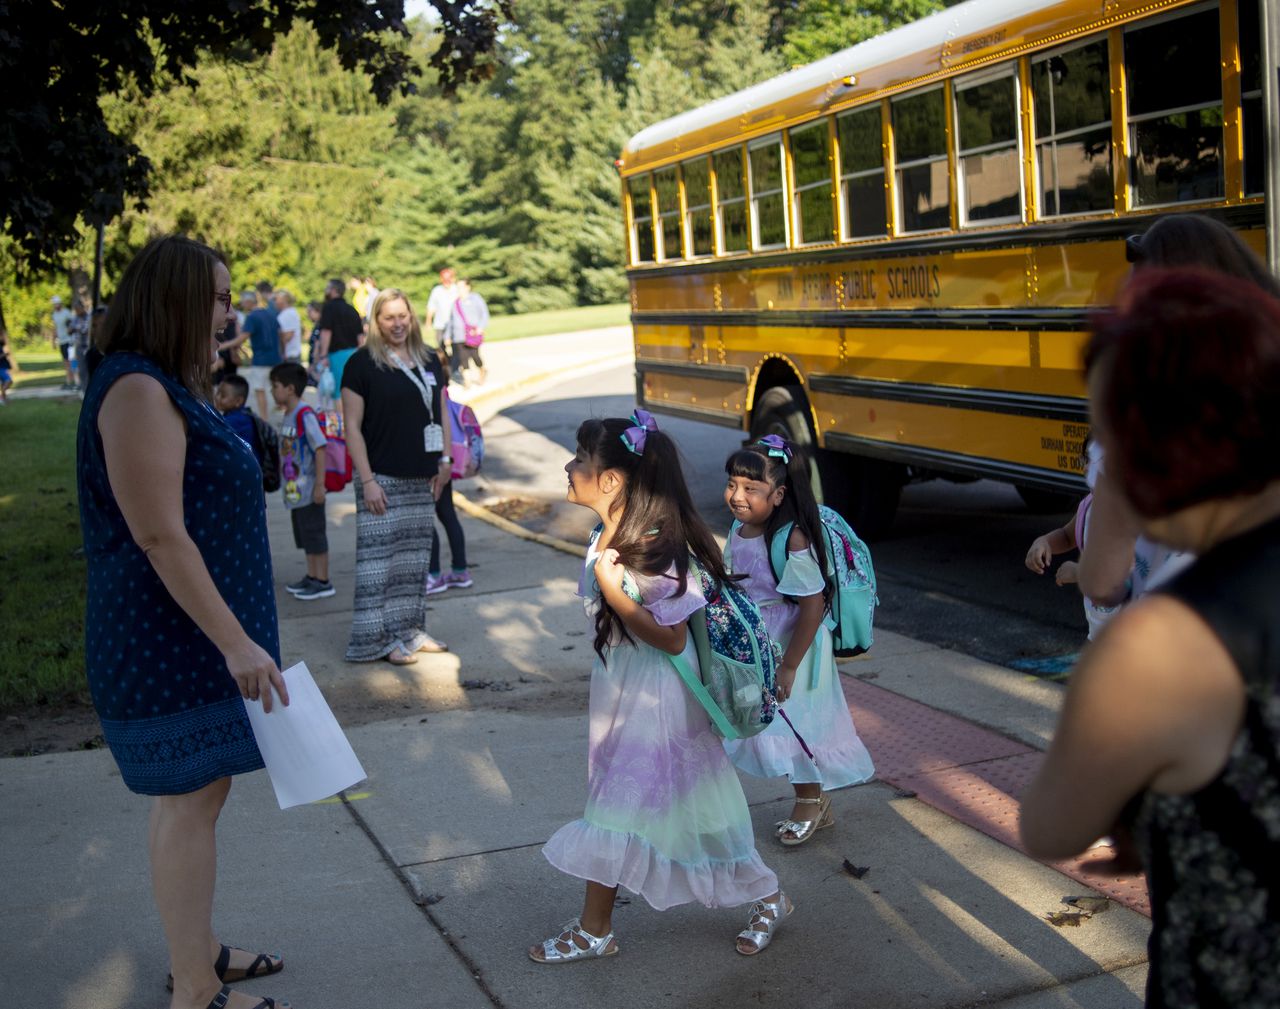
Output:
top-left (750, 385), bottom-right (902, 539)
top-left (750, 385), bottom-right (824, 503)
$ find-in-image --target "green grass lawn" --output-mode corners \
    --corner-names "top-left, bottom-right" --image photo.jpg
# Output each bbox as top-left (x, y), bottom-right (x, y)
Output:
top-left (8, 347), bottom-right (74, 390)
top-left (0, 398), bottom-right (88, 709)
top-left (486, 302), bottom-right (630, 341)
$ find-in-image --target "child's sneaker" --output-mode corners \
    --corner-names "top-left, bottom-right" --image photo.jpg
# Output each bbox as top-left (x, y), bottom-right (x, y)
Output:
top-left (444, 570), bottom-right (474, 589)
top-left (425, 573), bottom-right (449, 595)
top-left (295, 578), bottom-right (336, 600)
top-left (285, 575), bottom-right (312, 595)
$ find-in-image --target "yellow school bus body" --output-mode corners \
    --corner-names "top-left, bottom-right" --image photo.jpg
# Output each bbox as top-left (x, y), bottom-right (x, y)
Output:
top-left (619, 0), bottom-right (1272, 532)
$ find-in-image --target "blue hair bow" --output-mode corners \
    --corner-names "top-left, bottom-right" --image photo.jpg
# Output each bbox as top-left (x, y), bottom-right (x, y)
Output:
top-left (620, 408), bottom-right (658, 456)
top-left (756, 434), bottom-right (791, 461)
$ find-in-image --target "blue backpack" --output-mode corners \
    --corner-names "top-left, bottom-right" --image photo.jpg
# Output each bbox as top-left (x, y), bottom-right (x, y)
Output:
top-left (735, 505), bottom-right (877, 657)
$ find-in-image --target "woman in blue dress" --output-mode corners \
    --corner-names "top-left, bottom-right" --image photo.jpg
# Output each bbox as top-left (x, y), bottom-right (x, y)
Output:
top-left (78, 236), bottom-right (291, 1009)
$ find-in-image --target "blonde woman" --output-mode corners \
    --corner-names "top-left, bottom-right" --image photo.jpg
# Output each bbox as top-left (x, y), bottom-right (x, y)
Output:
top-left (340, 289), bottom-right (452, 664)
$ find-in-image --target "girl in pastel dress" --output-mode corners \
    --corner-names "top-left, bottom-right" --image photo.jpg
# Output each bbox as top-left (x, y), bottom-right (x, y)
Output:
top-left (722, 437), bottom-right (875, 845)
top-left (532, 412), bottom-right (791, 963)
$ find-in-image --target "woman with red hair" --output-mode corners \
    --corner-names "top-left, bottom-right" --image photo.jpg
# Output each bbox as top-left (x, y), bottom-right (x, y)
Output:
top-left (1021, 268), bottom-right (1280, 1007)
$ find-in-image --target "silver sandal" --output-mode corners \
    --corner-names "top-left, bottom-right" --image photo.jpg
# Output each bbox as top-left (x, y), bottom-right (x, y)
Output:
top-left (529, 918), bottom-right (619, 964)
top-left (736, 892), bottom-right (793, 956)
top-left (775, 794), bottom-right (833, 846)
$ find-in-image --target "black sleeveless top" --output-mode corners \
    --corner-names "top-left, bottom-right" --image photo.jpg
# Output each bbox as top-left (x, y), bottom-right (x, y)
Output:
top-left (1135, 515), bottom-right (1280, 1009)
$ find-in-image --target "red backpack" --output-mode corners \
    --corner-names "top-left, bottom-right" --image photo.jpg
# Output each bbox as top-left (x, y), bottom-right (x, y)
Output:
top-left (298, 405), bottom-right (352, 491)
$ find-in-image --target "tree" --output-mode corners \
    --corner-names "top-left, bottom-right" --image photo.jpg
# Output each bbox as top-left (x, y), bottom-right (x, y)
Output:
top-left (0, 0), bottom-right (510, 277)
top-left (768, 0), bottom-right (951, 67)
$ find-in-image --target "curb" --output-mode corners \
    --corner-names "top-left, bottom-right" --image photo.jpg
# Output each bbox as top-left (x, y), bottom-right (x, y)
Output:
top-left (453, 493), bottom-right (587, 559)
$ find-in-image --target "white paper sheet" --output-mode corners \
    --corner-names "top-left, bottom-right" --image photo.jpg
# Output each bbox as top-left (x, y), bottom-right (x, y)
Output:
top-left (244, 661), bottom-right (367, 809)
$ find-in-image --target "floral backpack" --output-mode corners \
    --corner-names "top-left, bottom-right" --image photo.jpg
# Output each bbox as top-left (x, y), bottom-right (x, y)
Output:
top-left (668, 561), bottom-right (781, 740)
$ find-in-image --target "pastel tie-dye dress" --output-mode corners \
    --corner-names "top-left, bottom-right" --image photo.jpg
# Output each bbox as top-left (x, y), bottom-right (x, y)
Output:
top-left (722, 527), bottom-right (875, 789)
top-left (541, 540), bottom-right (778, 910)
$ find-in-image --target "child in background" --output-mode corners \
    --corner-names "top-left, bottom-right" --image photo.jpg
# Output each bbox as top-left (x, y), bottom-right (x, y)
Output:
top-left (722, 437), bottom-right (874, 845)
top-left (533, 412), bottom-right (790, 964)
top-left (0, 330), bottom-right (13, 404)
top-left (269, 362), bottom-right (334, 600)
top-left (1025, 499), bottom-right (1087, 589)
top-left (213, 374), bottom-right (263, 469)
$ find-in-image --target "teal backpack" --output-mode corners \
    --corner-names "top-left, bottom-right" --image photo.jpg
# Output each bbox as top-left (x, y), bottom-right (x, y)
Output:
top-left (735, 504), bottom-right (877, 657)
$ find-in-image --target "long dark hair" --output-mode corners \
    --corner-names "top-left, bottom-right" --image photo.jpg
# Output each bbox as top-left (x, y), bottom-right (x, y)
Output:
top-left (1128, 213), bottom-right (1280, 298)
top-left (577, 416), bottom-right (732, 659)
top-left (98, 235), bottom-right (224, 399)
top-left (725, 439), bottom-right (832, 609)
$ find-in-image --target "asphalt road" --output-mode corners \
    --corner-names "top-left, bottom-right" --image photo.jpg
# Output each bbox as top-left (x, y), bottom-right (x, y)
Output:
top-left (480, 363), bottom-right (1087, 675)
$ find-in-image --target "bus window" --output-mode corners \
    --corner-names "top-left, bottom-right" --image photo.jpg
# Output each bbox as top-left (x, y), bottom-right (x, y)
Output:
top-left (955, 70), bottom-right (1023, 224)
top-left (713, 147), bottom-right (748, 253)
top-left (1032, 39), bottom-right (1112, 216)
top-left (682, 156), bottom-right (714, 256)
top-left (791, 121), bottom-right (834, 245)
top-left (629, 174), bottom-right (655, 263)
top-left (654, 167), bottom-right (682, 261)
top-left (1125, 5), bottom-right (1224, 206)
top-left (749, 136), bottom-right (788, 249)
top-left (892, 87), bottom-right (950, 232)
top-left (1239, 0), bottom-right (1263, 196)
top-left (837, 104), bottom-right (886, 239)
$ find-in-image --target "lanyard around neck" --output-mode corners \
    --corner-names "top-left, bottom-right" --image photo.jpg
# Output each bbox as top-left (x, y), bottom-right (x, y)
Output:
top-left (389, 352), bottom-right (434, 422)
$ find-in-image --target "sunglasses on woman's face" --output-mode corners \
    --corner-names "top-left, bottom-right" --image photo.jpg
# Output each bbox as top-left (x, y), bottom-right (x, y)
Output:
top-left (1124, 235), bottom-right (1145, 264)
top-left (214, 291), bottom-right (233, 312)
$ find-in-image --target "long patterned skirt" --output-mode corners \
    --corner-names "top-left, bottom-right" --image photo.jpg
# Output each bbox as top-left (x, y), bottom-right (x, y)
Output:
top-left (346, 474), bottom-right (436, 661)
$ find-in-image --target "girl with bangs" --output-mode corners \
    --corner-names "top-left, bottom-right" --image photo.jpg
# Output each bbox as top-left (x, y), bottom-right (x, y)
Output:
top-left (533, 412), bottom-right (791, 964)
top-left (722, 438), bottom-right (874, 846)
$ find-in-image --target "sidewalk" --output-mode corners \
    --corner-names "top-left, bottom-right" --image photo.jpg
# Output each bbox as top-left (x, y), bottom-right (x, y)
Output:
top-left (1, 329), bottom-right (1150, 1009)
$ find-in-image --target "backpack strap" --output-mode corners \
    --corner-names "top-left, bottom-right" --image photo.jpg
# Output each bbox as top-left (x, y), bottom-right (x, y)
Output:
top-left (768, 521), bottom-right (794, 585)
top-left (666, 609), bottom-right (743, 740)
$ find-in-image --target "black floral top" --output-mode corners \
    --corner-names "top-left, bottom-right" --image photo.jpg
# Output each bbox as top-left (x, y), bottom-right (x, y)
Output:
top-left (1135, 516), bottom-right (1280, 1009)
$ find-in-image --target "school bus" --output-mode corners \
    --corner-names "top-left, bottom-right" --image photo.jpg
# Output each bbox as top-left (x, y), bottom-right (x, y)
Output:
top-left (618, 0), bottom-right (1278, 536)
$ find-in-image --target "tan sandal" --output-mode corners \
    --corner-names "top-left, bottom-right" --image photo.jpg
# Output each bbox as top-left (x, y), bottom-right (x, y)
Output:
top-left (775, 794), bottom-right (833, 846)
top-left (386, 647), bottom-right (418, 666)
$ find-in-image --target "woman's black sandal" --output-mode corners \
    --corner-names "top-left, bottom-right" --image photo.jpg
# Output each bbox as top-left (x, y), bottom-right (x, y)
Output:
top-left (205, 985), bottom-right (290, 1009)
top-left (166, 944), bottom-right (284, 991)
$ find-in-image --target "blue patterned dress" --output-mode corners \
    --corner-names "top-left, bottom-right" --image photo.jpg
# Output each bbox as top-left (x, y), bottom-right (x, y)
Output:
top-left (77, 352), bottom-right (278, 795)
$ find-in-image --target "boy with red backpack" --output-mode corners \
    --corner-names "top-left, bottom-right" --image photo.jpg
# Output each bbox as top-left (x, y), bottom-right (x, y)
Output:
top-left (269, 362), bottom-right (334, 600)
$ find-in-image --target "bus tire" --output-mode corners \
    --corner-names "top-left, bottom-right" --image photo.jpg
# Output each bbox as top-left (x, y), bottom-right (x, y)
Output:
top-left (750, 384), bottom-right (902, 539)
top-left (818, 449), bottom-right (904, 540)
top-left (750, 385), bottom-right (824, 503)
top-left (1016, 484), bottom-right (1077, 514)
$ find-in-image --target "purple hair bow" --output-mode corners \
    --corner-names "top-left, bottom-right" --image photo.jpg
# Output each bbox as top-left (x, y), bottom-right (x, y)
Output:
top-left (757, 434), bottom-right (792, 461)
top-left (620, 408), bottom-right (658, 456)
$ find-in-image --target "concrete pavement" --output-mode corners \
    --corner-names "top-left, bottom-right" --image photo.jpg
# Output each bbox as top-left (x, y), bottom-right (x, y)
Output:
top-left (0, 327), bottom-right (1151, 1009)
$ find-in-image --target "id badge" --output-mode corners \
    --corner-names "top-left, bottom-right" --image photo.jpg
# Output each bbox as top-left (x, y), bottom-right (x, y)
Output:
top-left (424, 423), bottom-right (444, 453)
